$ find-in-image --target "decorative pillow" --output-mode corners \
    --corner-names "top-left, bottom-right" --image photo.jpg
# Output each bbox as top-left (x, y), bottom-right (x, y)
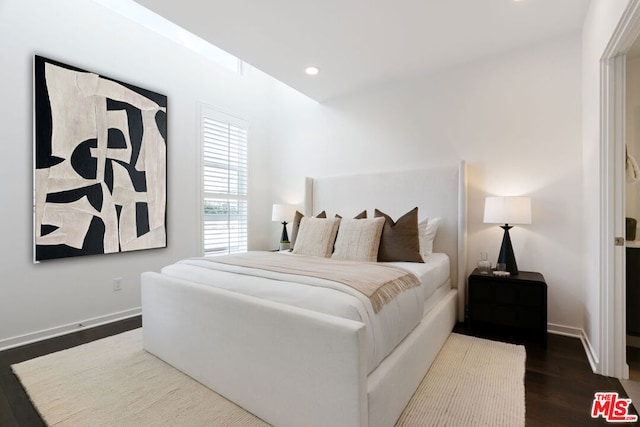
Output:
top-left (374, 207), bottom-right (424, 263)
top-left (290, 210), bottom-right (326, 249)
top-left (335, 210), bottom-right (367, 219)
top-left (419, 217), bottom-right (441, 258)
top-left (331, 217), bottom-right (385, 262)
top-left (292, 217), bottom-right (340, 257)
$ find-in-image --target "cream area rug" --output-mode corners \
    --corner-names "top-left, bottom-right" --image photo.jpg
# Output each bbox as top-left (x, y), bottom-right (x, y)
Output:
top-left (12, 329), bottom-right (525, 426)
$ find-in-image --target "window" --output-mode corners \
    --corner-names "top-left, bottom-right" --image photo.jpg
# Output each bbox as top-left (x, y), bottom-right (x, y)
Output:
top-left (201, 106), bottom-right (248, 255)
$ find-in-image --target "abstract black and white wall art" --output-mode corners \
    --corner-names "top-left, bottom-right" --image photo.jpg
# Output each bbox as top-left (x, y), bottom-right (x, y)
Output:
top-left (34, 56), bottom-right (167, 261)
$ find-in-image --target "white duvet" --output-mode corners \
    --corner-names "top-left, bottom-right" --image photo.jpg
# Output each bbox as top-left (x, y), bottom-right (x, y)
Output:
top-left (160, 252), bottom-right (450, 373)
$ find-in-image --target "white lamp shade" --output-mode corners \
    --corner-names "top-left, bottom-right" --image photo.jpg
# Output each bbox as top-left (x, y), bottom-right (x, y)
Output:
top-left (483, 196), bottom-right (531, 225)
top-left (272, 204), bottom-right (296, 222)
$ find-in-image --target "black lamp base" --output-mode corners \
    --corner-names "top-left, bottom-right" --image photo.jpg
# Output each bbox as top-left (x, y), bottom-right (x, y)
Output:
top-left (280, 221), bottom-right (289, 244)
top-left (497, 224), bottom-right (519, 275)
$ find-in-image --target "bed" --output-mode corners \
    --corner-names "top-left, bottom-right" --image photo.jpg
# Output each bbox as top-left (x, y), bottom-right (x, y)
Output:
top-left (141, 161), bottom-right (467, 427)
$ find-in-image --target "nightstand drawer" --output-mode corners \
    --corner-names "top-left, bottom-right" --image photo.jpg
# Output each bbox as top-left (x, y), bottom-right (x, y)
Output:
top-left (471, 302), bottom-right (494, 322)
top-left (470, 278), bottom-right (544, 304)
top-left (470, 281), bottom-right (495, 301)
top-left (468, 269), bottom-right (547, 348)
top-left (472, 303), bottom-right (542, 328)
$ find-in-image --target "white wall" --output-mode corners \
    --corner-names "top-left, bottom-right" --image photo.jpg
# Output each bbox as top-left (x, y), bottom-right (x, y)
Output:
top-left (582, 0), bottom-right (631, 373)
top-left (269, 34), bottom-right (585, 331)
top-left (0, 0), bottom-right (617, 357)
top-left (0, 0), bottom-right (289, 347)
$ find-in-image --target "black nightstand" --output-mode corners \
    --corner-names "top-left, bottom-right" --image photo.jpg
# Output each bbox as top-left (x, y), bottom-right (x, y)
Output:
top-left (468, 268), bottom-right (547, 348)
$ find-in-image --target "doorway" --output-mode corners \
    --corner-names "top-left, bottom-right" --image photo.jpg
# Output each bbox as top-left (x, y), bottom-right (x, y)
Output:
top-left (626, 41), bottom-right (640, 387)
top-left (600, 0), bottom-right (640, 381)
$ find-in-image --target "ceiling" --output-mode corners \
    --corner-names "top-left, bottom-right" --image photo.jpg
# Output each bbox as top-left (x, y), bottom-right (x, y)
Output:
top-left (130, 0), bottom-right (589, 102)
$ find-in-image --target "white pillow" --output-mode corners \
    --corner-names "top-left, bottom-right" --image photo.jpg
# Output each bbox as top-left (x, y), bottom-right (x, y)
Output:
top-left (419, 217), bottom-right (441, 258)
top-left (292, 217), bottom-right (340, 257)
top-left (332, 217), bottom-right (385, 262)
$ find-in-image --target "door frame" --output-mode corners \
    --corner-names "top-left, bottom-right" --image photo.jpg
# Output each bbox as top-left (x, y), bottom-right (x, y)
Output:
top-left (601, 0), bottom-right (640, 379)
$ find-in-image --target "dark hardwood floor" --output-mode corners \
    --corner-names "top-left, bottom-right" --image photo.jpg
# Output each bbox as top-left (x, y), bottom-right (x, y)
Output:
top-left (0, 318), bottom-right (635, 426)
top-left (526, 336), bottom-right (638, 426)
top-left (454, 324), bottom-right (637, 426)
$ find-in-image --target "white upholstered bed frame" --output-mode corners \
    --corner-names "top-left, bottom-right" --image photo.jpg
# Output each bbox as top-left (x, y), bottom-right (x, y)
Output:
top-left (141, 161), bottom-right (467, 427)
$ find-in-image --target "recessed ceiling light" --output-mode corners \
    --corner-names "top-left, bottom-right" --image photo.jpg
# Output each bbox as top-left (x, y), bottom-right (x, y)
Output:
top-left (305, 66), bottom-right (319, 76)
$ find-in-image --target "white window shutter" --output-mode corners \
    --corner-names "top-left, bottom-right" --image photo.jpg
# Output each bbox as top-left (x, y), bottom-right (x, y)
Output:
top-left (202, 108), bottom-right (248, 255)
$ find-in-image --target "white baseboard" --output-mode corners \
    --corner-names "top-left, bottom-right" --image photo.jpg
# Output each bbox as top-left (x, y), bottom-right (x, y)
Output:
top-left (0, 307), bottom-right (141, 352)
top-left (547, 322), bottom-right (600, 373)
top-left (547, 322), bottom-right (583, 338)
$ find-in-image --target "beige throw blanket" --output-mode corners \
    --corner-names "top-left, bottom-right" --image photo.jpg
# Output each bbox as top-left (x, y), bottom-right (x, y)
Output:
top-left (202, 252), bottom-right (420, 313)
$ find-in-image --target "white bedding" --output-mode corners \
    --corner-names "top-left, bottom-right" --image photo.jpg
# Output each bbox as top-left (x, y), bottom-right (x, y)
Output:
top-left (160, 251), bottom-right (450, 373)
top-left (392, 252), bottom-right (450, 304)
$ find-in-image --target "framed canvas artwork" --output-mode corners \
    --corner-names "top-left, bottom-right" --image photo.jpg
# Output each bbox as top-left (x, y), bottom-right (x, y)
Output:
top-left (34, 56), bottom-right (167, 261)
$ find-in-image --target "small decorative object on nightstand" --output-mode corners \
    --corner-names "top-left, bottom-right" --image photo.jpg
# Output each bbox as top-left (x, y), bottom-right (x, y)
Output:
top-left (477, 252), bottom-right (492, 274)
top-left (468, 268), bottom-right (547, 348)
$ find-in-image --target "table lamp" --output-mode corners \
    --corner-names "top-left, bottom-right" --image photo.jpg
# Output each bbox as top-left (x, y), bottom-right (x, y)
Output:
top-left (483, 196), bottom-right (531, 275)
top-left (272, 204), bottom-right (296, 250)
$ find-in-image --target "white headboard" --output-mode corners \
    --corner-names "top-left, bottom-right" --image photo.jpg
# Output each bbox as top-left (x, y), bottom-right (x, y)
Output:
top-left (304, 161), bottom-right (467, 321)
